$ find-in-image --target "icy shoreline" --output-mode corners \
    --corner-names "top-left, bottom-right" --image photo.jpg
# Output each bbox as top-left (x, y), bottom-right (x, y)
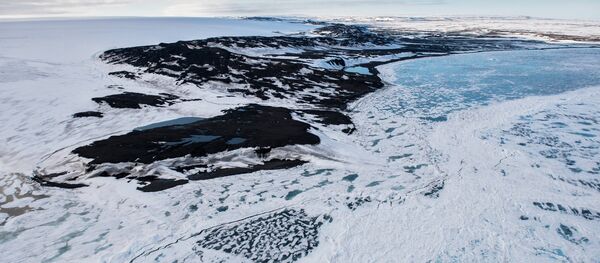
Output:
top-left (1, 17), bottom-right (600, 262)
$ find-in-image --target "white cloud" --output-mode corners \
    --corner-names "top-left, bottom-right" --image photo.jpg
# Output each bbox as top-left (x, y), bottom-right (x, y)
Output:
top-left (163, 0), bottom-right (447, 17)
top-left (0, 0), bottom-right (137, 17)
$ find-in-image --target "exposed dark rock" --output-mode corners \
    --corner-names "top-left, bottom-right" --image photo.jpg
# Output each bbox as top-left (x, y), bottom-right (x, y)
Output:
top-left (137, 178), bottom-right (189, 192)
top-left (73, 104), bottom-right (320, 165)
top-left (255, 147), bottom-right (272, 158)
top-left (313, 24), bottom-right (394, 46)
top-left (32, 175), bottom-right (87, 189)
top-left (341, 127), bottom-right (356, 134)
top-left (101, 42), bottom-right (384, 109)
top-left (100, 23), bottom-right (545, 112)
top-left (244, 17), bottom-right (287, 22)
top-left (327, 58), bottom-right (345, 67)
top-left (73, 111), bottom-right (103, 118)
top-left (188, 159), bottom-right (308, 181)
top-left (41, 23), bottom-right (552, 191)
top-left (96, 171), bottom-right (129, 179)
top-left (92, 92), bottom-right (179, 109)
top-left (108, 70), bottom-right (139, 80)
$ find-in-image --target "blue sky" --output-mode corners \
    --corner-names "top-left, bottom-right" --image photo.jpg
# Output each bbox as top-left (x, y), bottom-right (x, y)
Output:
top-left (1, 0), bottom-right (599, 20)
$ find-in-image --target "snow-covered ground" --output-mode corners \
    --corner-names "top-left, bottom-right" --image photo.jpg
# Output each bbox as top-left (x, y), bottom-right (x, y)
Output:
top-left (0, 17), bottom-right (316, 173)
top-left (334, 16), bottom-right (600, 42)
top-left (1, 17), bottom-right (600, 262)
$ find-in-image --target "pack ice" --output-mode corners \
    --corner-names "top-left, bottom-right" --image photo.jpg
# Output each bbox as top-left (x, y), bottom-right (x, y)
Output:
top-left (1, 17), bottom-right (600, 262)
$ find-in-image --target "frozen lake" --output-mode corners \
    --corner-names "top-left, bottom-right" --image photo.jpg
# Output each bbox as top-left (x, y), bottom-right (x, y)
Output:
top-left (378, 48), bottom-right (600, 120)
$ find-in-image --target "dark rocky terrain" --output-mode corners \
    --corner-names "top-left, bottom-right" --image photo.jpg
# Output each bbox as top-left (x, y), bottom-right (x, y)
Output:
top-left (40, 22), bottom-right (549, 192)
top-left (73, 104), bottom-right (319, 165)
top-left (92, 92), bottom-right (180, 109)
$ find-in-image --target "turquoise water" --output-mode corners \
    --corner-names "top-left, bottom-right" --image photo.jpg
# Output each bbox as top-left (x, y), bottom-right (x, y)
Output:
top-left (345, 66), bottom-right (371, 75)
top-left (384, 48), bottom-right (600, 120)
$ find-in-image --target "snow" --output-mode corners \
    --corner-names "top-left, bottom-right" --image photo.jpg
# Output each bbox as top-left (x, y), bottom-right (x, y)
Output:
top-left (1, 17), bottom-right (600, 262)
top-left (332, 16), bottom-right (600, 43)
top-left (0, 18), bottom-right (315, 173)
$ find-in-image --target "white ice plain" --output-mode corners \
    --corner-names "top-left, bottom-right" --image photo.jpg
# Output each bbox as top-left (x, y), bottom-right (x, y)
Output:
top-left (1, 17), bottom-right (600, 262)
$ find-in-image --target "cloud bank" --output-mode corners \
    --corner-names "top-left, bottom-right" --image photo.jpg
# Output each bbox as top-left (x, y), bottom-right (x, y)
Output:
top-left (164, 0), bottom-right (447, 17)
top-left (0, 0), bottom-right (598, 20)
top-left (0, 0), bottom-right (136, 17)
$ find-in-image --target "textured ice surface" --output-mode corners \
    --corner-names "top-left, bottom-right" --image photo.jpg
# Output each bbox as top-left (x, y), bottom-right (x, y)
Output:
top-left (377, 48), bottom-right (600, 120)
top-left (1, 17), bottom-right (600, 262)
top-left (335, 16), bottom-right (600, 42)
top-left (344, 66), bottom-right (371, 75)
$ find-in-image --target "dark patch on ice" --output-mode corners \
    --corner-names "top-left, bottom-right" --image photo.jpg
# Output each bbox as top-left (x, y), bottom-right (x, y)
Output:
top-left (346, 196), bottom-right (372, 210)
top-left (137, 178), bottom-right (188, 192)
top-left (342, 173), bottom-right (358, 182)
top-left (188, 159), bottom-right (308, 181)
top-left (32, 175), bottom-right (87, 189)
top-left (388, 153), bottom-right (412, 162)
top-left (195, 209), bottom-right (330, 262)
top-left (92, 92), bottom-right (179, 109)
top-left (255, 147), bottom-right (271, 158)
top-left (108, 70), bottom-right (139, 80)
top-left (424, 181), bottom-right (445, 198)
top-left (557, 224), bottom-right (589, 245)
top-left (365, 181), bottom-right (381, 187)
top-left (404, 164), bottom-right (427, 174)
top-left (97, 171), bottom-right (129, 179)
top-left (533, 202), bottom-right (600, 220)
top-left (327, 57), bottom-right (345, 67)
top-left (576, 179), bottom-right (600, 192)
top-left (341, 127), bottom-right (357, 134)
top-left (73, 111), bottom-right (103, 118)
top-left (420, 115), bottom-right (448, 122)
top-left (285, 189), bottom-right (303, 200)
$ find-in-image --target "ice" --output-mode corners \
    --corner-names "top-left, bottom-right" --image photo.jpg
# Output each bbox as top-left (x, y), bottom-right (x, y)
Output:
top-left (0, 17), bottom-right (312, 173)
top-left (377, 48), bottom-right (600, 120)
top-left (0, 18), bottom-right (317, 63)
top-left (333, 16), bottom-right (600, 43)
top-left (134, 117), bottom-right (204, 131)
top-left (344, 66), bottom-right (371, 75)
top-left (2, 17), bottom-right (600, 262)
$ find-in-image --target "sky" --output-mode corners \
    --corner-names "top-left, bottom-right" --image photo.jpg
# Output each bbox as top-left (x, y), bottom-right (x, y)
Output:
top-left (1, 0), bottom-right (599, 20)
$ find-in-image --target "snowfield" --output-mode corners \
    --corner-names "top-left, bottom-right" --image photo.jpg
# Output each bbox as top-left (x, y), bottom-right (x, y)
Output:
top-left (333, 16), bottom-right (600, 43)
top-left (1, 17), bottom-right (599, 262)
